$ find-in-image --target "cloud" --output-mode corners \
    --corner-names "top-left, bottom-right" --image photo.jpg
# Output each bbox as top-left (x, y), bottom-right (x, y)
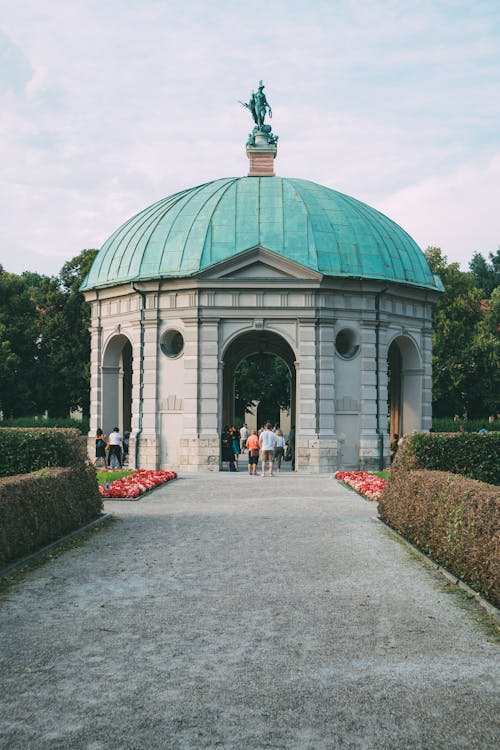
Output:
top-left (0, 0), bottom-right (499, 276)
top-left (0, 29), bottom-right (33, 94)
top-left (376, 153), bottom-right (500, 266)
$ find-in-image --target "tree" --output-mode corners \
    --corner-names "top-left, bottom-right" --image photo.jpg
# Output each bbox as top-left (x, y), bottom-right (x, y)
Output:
top-left (0, 267), bottom-right (39, 417)
top-left (234, 354), bottom-right (291, 423)
top-left (0, 250), bottom-right (98, 419)
top-left (469, 248), bottom-right (500, 296)
top-left (29, 250), bottom-right (98, 417)
top-left (426, 247), bottom-right (499, 419)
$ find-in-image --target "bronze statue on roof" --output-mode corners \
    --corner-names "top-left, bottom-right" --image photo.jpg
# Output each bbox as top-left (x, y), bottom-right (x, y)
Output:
top-left (240, 80), bottom-right (272, 130)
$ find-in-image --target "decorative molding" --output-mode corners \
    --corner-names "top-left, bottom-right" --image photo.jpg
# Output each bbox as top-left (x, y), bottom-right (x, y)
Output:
top-left (161, 395), bottom-right (183, 411)
top-left (335, 396), bottom-right (360, 413)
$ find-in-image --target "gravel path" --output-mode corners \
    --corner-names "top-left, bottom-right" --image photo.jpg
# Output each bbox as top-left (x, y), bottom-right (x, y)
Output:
top-left (0, 473), bottom-right (498, 749)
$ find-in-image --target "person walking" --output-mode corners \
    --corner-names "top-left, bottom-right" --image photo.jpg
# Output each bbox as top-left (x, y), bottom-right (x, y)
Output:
top-left (94, 428), bottom-right (107, 467)
top-left (246, 429), bottom-right (260, 475)
top-left (221, 426), bottom-right (236, 471)
top-left (259, 423), bottom-right (277, 476)
top-left (239, 423), bottom-right (249, 453)
top-left (230, 425), bottom-right (241, 471)
top-left (273, 428), bottom-right (286, 473)
top-left (108, 427), bottom-right (123, 469)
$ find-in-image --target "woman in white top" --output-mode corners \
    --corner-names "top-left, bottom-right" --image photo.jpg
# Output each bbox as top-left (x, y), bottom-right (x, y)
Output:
top-left (273, 429), bottom-right (286, 473)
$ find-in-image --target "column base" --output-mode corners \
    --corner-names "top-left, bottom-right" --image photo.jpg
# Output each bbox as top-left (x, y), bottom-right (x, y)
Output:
top-left (295, 438), bottom-right (339, 473)
top-left (179, 437), bottom-right (221, 472)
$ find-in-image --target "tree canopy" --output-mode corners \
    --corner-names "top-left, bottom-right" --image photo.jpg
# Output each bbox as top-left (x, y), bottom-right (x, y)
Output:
top-left (0, 250), bottom-right (97, 419)
top-left (426, 246), bottom-right (500, 419)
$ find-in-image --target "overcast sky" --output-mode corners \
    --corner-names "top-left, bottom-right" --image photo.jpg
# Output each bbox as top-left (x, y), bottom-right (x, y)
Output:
top-left (1, 0), bottom-right (499, 277)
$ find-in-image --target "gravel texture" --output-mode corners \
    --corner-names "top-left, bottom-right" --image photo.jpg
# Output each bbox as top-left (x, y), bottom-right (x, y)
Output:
top-left (0, 472), bottom-right (498, 749)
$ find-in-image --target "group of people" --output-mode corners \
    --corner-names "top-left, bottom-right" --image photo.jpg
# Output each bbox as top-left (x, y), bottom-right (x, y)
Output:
top-left (221, 422), bottom-right (295, 475)
top-left (94, 427), bottom-right (129, 469)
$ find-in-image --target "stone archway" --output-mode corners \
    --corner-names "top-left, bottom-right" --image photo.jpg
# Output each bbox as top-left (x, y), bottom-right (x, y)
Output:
top-left (388, 335), bottom-right (422, 437)
top-left (222, 329), bottom-right (297, 437)
top-left (101, 334), bottom-right (133, 436)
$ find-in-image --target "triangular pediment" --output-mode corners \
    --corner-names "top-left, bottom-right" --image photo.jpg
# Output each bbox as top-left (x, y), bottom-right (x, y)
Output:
top-left (195, 246), bottom-right (322, 281)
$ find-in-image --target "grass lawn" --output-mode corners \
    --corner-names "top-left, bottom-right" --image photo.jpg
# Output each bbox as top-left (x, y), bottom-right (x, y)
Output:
top-left (373, 470), bottom-right (389, 480)
top-left (96, 469), bottom-right (135, 485)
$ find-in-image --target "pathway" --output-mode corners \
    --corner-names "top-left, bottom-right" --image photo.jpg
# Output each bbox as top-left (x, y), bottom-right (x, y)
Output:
top-left (0, 473), bottom-right (498, 749)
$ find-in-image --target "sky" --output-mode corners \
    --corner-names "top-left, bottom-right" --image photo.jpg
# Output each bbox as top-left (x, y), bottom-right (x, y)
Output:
top-left (1, 0), bottom-right (499, 277)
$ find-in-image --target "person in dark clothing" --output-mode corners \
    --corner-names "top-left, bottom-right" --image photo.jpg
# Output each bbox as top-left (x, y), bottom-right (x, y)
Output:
top-left (221, 426), bottom-right (236, 471)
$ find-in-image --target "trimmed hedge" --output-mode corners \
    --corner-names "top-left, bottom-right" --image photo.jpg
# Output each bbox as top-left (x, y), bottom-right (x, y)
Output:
top-left (0, 416), bottom-right (89, 434)
top-left (402, 432), bottom-right (500, 486)
top-left (432, 417), bottom-right (500, 433)
top-left (379, 467), bottom-right (500, 605)
top-left (0, 428), bottom-right (102, 567)
top-left (0, 465), bottom-right (102, 567)
top-left (0, 428), bottom-right (86, 478)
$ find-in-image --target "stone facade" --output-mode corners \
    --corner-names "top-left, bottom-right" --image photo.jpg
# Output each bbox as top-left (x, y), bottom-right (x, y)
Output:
top-left (85, 246), bottom-right (439, 473)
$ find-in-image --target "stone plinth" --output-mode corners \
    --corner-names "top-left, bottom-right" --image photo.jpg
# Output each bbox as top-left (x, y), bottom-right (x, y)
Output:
top-left (179, 438), bottom-right (220, 472)
top-left (295, 438), bottom-right (339, 474)
top-left (247, 145), bottom-right (277, 176)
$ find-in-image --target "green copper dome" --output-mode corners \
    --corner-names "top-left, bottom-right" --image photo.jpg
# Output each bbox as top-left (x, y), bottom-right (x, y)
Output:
top-left (81, 177), bottom-right (443, 291)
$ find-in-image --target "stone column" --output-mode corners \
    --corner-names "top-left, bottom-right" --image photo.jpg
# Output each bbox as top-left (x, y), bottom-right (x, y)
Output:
top-left (87, 309), bottom-right (103, 459)
top-left (421, 326), bottom-right (433, 431)
top-left (179, 319), bottom-right (220, 472)
top-left (296, 319), bottom-right (317, 438)
top-left (128, 306), bottom-right (160, 471)
top-left (316, 318), bottom-right (338, 471)
top-left (359, 321), bottom-right (379, 470)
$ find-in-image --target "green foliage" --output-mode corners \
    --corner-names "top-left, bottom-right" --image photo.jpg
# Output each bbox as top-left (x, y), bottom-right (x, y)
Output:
top-left (0, 428), bottom-right (87, 478)
top-left (432, 417), bottom-right (500, 433)
top-left (0, 416), bottom-right (89, 433)
top-left (469, 248), bottom-right (500, 296)
top-left (234, 354), bottom-right (291, 419)
top-left (379, 466), bottom-right (499, 606)
top-left (0, 249), bottom-right (98, 419)
top-left (425, 246), bottom-right (500, 418)
top-left (0, 465), bottom-right (102, 566)
top-left (405, 432), bottom-right (500, 485)
top-left (96, 469), bottom-right (134, 485)
top-left (0, 426), bottom-right (102, 566)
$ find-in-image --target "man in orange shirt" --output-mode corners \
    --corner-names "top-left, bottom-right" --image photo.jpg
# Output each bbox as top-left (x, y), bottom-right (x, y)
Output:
top-left (245, 429), bottom-right (260, 476)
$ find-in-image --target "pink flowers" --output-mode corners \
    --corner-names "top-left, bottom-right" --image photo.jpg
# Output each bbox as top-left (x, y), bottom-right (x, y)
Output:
top-left (99, 469), bottom-right (177, 499)
top-left (334, 471), bottom-right (387, 501)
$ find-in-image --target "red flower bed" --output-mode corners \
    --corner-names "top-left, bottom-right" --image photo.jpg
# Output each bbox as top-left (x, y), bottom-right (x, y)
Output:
top-left (334, 471), bottom-right (387, 501)
top-left (99, 469), bottom-right (177, 499)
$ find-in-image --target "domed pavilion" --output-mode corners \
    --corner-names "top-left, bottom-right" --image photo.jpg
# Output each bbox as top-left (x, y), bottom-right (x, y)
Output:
top-left (82, 84), bottom-right (443, 472)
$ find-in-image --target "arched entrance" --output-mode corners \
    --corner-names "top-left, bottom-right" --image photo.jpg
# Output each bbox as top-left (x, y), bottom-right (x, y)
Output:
top-left (388, 335), bottom-right (422, 437)
top-left (222, 329), bottom-right (296, 435)
top-left (102, 334), bottom-right (133, 436)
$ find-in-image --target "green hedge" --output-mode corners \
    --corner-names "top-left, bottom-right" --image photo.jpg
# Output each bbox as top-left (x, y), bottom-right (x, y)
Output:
top-left (0, 428), bottom-right (87, 478)
top-left (0, 428), bottom-right (102, 567)
top-left (0, 465), bottom-right (102, 567)
top-left (0, 416), bottom-right (89, 434)
top-left (432, 417), bottom-right (500, 433)
top-left (404, 432), bottom-right (500, 485)
top-left (379, 466), bottom-right (500, 606)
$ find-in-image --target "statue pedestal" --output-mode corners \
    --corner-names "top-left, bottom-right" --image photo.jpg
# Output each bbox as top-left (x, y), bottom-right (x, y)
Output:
top-left (247, 143), bottom-right (277, 177)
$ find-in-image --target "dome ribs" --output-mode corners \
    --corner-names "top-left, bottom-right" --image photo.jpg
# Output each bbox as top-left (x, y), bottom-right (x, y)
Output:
top-left (82, 178), bottom-right (441, 292)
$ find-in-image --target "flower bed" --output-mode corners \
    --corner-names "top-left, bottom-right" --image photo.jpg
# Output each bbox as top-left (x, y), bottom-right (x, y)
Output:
top-left (334, 471), bottom-right (387, 501)
top-left (99, 469), bottom-right (177, 499)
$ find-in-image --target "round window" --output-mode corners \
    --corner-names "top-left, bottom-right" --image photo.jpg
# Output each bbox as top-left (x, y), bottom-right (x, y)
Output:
top-left (160, 329), bottom-right (184, 358)
top-left (335, 328), bottom-right (359, 359)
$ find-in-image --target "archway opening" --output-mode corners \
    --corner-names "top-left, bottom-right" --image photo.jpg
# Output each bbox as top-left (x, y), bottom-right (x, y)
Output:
top-left (388, 336), bottom-right (422, 438)
top-left (234, 353), bottom-right (292, 429)
top-left (222, 329), bottom-right (296, 440)
top-left (102, 334), bottom-right (133, 436)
